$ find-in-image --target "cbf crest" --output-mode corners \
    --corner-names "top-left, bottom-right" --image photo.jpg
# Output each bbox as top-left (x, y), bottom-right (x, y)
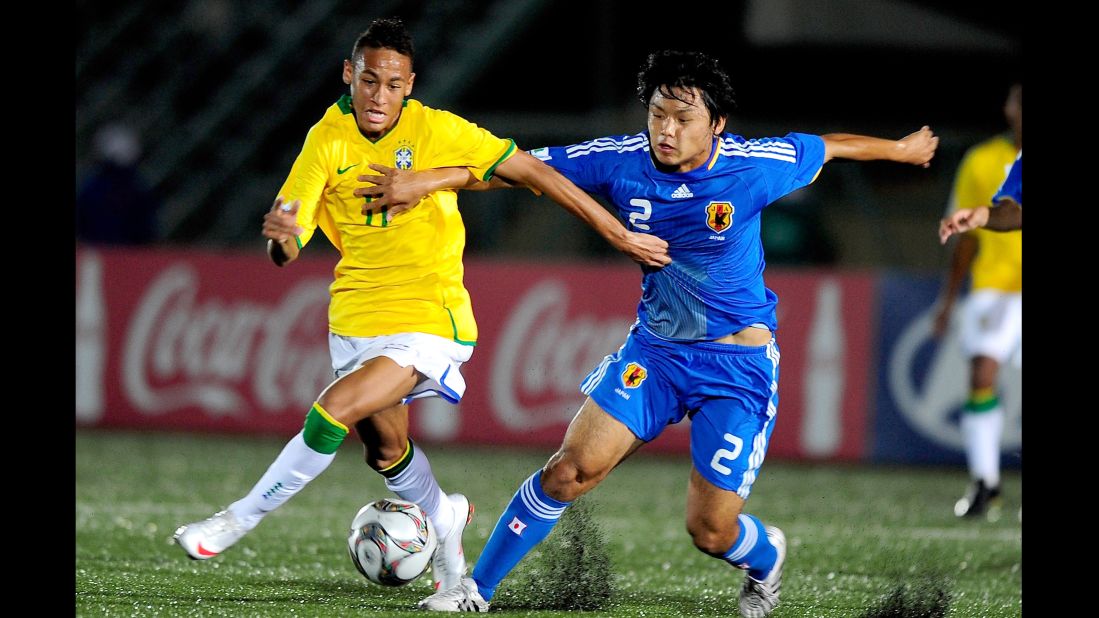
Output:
top-left (706, 201), bottom-right (734, 233)
top-left (395, 141), bottom-right (414, 170)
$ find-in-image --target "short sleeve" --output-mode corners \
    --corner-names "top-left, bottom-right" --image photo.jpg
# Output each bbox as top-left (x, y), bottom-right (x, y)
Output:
top-left (730, 132), bottom-right (825, 204)
top-left (527, 134), bottom-right (642, 196)
top-left (420, 109), bottom-right (517, 181)
top-left (274, 124), bottom-right (328, 248)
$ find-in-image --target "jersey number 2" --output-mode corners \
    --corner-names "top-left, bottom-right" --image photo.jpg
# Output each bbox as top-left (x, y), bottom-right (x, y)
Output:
top-left (710, 433), bottom-right (744, 476)
top-left (628, 198), bottom-right (652, 231)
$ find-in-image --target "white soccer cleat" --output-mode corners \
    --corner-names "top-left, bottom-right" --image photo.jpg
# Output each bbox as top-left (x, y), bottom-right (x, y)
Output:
top-left (417, 576), bottom-right (489, 612)
top-left (739, 526), bottom-right (786, 618)
top-left (174, 509), bottom-right (246, 560)
top-left (431, 493), bottom-right (474, 592)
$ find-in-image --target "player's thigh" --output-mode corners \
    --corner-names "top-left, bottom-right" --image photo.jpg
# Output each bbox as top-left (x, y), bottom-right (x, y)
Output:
top-left (580, 328), bottom-right (683, 444)
top-left (317, 356), bottom-right (420, 425)
top-left (543, 397), bottom-right (645, 497)
top-left (690, 393), bottom-right (777, 500)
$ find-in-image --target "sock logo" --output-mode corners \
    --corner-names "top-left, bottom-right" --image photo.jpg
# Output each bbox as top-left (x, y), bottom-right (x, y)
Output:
top-left (508, 516), bottom-right (527, 536)
top-left (261, 482), bottom-right (284, 500)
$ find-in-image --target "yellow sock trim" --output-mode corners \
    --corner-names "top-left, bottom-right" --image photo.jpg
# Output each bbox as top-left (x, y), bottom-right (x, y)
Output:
top-left (312, 402), bottom-right (348, 432)
top-left (378, 439), bottom-right (415, 477)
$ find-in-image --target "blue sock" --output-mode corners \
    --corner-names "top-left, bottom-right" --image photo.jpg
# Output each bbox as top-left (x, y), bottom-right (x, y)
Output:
top-left (471, 470), bottom-right (570, 601)
top-left (722, 513), bottom-right (777, 580)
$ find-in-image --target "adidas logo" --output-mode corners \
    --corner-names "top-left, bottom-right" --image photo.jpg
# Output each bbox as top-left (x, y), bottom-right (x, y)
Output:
top-left (671, 183), bottom-right (694, 199)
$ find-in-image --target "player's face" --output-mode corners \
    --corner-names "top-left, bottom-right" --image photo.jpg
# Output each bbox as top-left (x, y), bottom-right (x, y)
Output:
top-left (343, 48), bottom-right (415, 139)
top-left (646, 86), bottom-right (725, 173)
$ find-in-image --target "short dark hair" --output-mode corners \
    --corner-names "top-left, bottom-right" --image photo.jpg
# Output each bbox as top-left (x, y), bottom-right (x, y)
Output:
top-left (352, 17), bottom-right (415, 67)
top-left (637, 50), bottom-right (736, 125)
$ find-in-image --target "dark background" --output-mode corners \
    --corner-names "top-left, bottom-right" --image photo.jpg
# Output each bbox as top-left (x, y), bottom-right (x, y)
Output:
top-left (75, 0), bottom-right (1021, 269)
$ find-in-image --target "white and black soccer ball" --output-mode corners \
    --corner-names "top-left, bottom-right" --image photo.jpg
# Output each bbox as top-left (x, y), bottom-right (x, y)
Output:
top-left (347, 498), bottom-right (437, 586)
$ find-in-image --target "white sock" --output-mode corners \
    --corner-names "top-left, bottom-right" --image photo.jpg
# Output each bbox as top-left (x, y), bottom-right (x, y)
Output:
top-left (961, 407), bottom-right (1003, 488)
top-left (384, 446), bottom-right (454, 539)
top-left (227, 432), bottom-right (336, 530)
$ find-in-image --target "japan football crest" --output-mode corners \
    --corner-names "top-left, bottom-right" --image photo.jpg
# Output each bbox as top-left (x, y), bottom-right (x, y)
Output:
top-left (706, 201), bottom-right (734, 233)
top-left (621, 362), bottom-right (648, 388)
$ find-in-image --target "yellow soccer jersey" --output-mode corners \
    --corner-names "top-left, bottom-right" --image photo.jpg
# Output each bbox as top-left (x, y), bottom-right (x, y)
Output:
top-left (948, 134), bottom-right (1021, 292)
top-left (276, 96), bottom-right (517, 342)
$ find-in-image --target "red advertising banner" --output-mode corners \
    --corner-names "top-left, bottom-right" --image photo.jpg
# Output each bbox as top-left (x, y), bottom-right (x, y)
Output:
top-left (76, 248), bottom-right (872, 460)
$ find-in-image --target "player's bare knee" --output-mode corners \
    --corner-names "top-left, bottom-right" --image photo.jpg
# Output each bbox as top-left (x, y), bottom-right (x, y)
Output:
top-left (316, 394), bottom-right (370, 426)
top-left (686, 517), bottom-right (738, 556)
top-left (541, 456), bottom-right (595, 502)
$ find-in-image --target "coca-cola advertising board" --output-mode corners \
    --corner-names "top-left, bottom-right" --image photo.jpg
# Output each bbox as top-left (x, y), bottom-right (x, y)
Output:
top-left (77, 248), bottom-right (873, 461)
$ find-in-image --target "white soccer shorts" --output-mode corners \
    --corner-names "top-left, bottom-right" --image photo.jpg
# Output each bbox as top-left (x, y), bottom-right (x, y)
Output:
top-left (960, 289), bottom-right (1022, 364)
top-left (328, 332), bottom-right (474, 404)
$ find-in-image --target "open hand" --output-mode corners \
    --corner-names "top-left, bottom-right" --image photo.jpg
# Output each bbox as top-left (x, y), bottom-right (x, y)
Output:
top-left (617, 231), bottom-right (671, 267)
top-left (353, 163), bottom-right (430, 217)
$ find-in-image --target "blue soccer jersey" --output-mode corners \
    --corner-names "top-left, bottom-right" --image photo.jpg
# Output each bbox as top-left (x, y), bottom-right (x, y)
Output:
top-left (533, 131), bottom-right (826, 341)
top-left (993, 153), bottom-right (1022, 205)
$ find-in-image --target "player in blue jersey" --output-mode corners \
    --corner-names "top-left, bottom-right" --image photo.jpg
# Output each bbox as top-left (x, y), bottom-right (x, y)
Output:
top-left (940, 153), bottom-right (1023, 241)
top-left (376, 50), bottom-right (938, 616)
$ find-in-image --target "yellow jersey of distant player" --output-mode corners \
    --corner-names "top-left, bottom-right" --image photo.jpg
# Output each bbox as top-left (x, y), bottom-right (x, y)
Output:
top-left (948, 134), bottom-right (1021, 292)
top-left (277, 96), bottom-right (517, 343)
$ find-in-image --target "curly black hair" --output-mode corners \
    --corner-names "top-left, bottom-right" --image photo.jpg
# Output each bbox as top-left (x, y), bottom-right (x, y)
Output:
top-left (637, 50), bottom-right (736, 125)
top-left (352, 17), bottom-right (415, 67)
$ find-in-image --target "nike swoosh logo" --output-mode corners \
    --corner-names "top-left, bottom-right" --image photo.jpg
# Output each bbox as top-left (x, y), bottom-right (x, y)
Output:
top-left (337, 164), bottom-right (358, 174)
top-left (196, 542), bottom-right (218, 557)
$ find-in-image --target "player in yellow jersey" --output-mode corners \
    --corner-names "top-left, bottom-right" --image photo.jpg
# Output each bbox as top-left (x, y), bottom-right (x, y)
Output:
top-left (173, 17), bottom-right (669, 591)
top-left (933, 83), bottom-right (1021, 520)
top-left (939, 153), bottom-right (1022, 239)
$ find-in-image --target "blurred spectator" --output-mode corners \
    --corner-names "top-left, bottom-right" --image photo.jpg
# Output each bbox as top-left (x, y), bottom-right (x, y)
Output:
top-left (76, 124), bottom-right (161, 245)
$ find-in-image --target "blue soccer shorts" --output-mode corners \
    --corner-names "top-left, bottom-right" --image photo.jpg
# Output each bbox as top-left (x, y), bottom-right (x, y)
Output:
top-left (581, 324), bottom-right (780, 498)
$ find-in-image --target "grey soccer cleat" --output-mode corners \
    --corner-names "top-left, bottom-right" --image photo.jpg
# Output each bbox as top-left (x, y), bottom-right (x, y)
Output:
top-left (739, 526), bottom-right (786, 618)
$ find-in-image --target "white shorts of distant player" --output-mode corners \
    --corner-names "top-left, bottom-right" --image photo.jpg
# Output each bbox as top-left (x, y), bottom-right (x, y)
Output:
top-left (329, 332), bottom-right (474, 404)
top-left (959, 289), bottom-right (1022, 364)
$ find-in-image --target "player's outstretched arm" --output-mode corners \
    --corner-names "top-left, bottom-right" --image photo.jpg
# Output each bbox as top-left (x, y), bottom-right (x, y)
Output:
top-left (984, 197), bottom-right (1022, 231)
top-left (937, 197), bottom-right (1022, 244)
top-left (353, 164), bottom-right (501, 217)
top-left (494, 150), bottom-right (671, 267)
top-left (262, 196), bottom-right (303, 267)
top-left (822, 126), bottom-right (939, 167)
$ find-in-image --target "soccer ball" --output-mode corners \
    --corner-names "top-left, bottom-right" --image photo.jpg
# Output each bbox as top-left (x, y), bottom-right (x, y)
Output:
top-left (347, 498), bottom-right (437, 586)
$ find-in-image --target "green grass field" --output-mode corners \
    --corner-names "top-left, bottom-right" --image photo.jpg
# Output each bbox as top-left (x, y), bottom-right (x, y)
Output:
top-left (76, 430), bottom-right (1021, 617)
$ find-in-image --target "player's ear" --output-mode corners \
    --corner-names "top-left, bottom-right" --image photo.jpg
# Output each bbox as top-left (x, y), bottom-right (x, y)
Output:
top-left (713, 115), bottom-right (727, 136)
top-left (405, 72), bottom-right (416, 96)
top-left (343, 59), bottom-right (354, 85)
